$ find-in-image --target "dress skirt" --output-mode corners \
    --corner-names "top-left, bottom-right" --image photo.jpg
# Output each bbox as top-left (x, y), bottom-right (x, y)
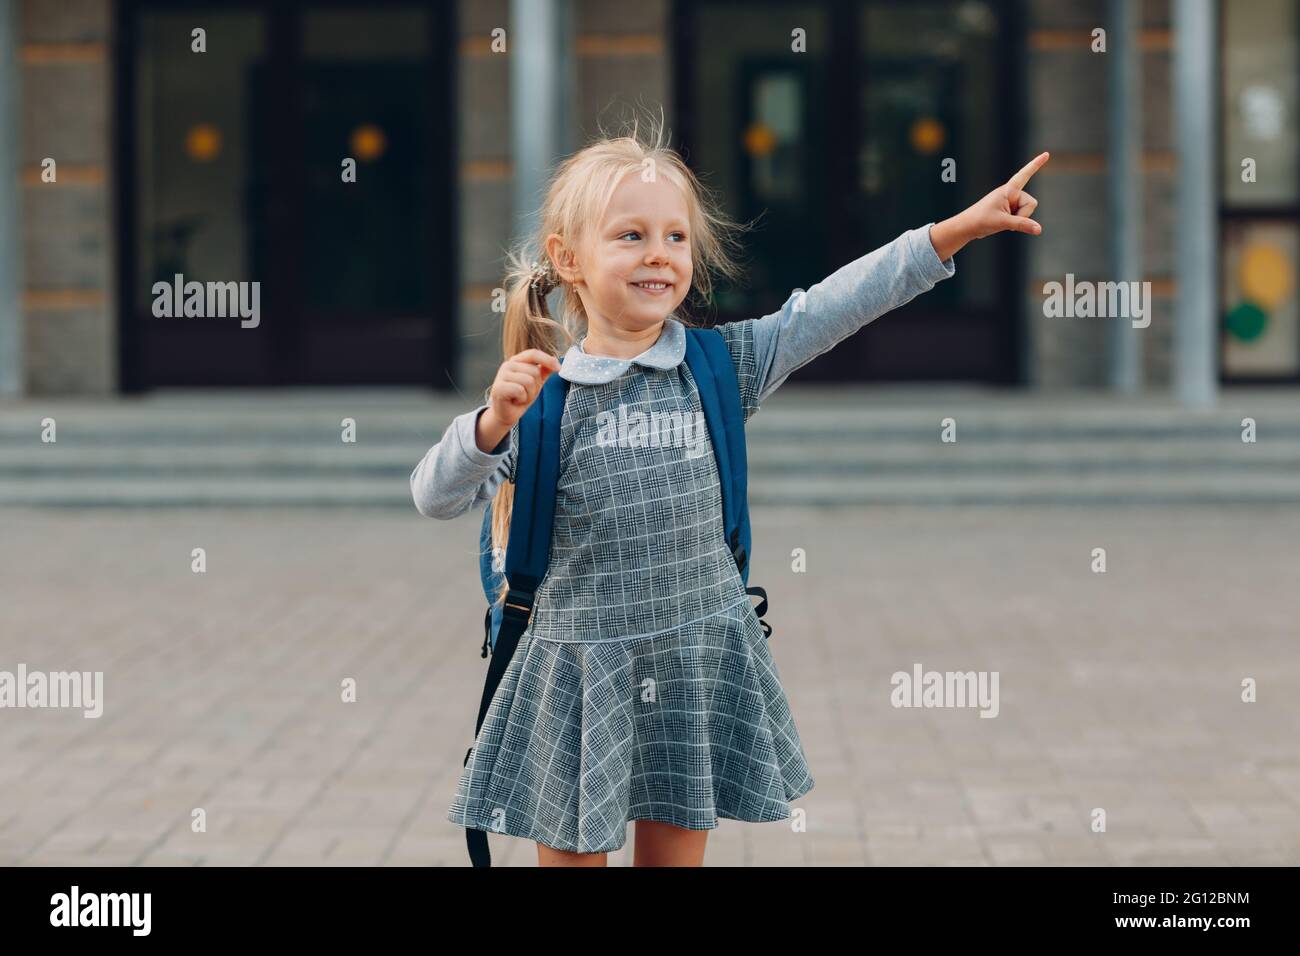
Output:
top-left (447, 596), bottom-right (815, 855)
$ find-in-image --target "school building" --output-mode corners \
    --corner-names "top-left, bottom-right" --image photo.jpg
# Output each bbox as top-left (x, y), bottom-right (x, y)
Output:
top-left (0, 0), bottom-right (1293, 402)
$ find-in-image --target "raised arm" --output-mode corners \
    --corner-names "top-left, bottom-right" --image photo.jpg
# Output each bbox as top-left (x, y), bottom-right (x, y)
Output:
top-left (753, 222), bottom-right (954, 406)
top-left (715, 223), bottom-right (954, 417)
top-left (717, 151), bottom-right (1050, 416)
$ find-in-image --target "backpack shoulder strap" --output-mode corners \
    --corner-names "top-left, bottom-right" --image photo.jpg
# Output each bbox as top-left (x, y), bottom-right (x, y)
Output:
top-left (503, 371), bottom-right (567, 593)
top-left (466, 368), bottom-right (568, 867)
top-left (478, 504), bottom-right (503, 657)
top-left (683, 326), bottom-right (751, 585)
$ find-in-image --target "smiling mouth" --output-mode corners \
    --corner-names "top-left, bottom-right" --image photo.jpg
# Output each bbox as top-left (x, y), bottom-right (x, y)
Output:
top-left (631, 281), bottom-right (673, 293)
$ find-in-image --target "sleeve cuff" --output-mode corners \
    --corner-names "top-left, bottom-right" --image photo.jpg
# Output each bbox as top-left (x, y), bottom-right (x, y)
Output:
top-left (453, 404), bottom-right (511, 468)
top-left (908, 222), bottom-right (957, 282)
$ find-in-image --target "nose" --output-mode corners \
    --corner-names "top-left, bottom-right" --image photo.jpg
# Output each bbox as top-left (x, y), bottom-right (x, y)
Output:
top-left (644, 236), bottom-right (670, 265)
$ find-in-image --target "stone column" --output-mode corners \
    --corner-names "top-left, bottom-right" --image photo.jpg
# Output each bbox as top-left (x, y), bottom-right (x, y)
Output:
top-left (1107, 0), bottom-right (1143, 394)
top-left (510, 0), bottom-right (574, 242)
top-left (0, 0), bottom-right (22, 397)
top-left (1172, 0), bottom-right (1219, 408)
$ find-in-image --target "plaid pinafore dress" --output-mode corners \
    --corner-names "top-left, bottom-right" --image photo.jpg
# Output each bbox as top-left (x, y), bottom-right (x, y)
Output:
top-left (447, 317), bottom-right (814, 854)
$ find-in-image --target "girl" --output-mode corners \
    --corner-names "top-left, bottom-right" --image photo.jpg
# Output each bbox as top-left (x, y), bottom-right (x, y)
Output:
top-left (411, 116), bottom-right (1047, 867)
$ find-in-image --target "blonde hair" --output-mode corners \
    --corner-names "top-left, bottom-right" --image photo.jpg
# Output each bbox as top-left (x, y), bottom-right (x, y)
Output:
top-left (487, 105), bottom-right (750, 602)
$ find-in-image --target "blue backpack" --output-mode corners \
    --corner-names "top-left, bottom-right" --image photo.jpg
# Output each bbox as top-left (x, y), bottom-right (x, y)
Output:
top-left (463, 326), bottom-right (769, 866)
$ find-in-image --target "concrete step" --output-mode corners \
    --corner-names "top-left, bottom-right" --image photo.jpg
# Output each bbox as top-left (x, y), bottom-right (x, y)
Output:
top-left (3, 473), bottom-right (1299, 508)
top-left (3, 386), bottom-right (1300, 506)
top-left (4, 404), bottom-right (1298, 436)
top-left (2, 442), bottom-right (1297, 476)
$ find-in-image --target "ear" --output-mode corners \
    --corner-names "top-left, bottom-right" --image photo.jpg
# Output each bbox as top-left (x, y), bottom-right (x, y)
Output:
top-left (544, 232), bottom-right (582, 283)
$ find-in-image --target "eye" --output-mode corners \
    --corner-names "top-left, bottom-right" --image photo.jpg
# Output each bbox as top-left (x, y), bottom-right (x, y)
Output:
top-left (617, 230), bottom-right (687, 242)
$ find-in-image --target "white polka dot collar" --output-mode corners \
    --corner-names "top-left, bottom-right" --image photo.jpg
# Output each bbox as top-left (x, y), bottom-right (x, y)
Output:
top-left (558, 317), bottom-right (687, 384)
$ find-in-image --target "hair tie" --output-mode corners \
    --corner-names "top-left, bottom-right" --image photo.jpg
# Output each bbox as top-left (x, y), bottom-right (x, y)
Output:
top-left (527, 259), bottom-right (559, 317)
top-left (528, 259), bottom-right (559, 297)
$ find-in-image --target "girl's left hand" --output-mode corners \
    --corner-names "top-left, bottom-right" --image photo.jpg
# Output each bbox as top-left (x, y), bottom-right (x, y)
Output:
top-left (929, 151), bottom-right (1049, 261)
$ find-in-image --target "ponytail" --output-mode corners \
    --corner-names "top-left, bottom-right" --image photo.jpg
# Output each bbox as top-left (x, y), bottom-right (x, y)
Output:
top-left (487, 252), bottom-right (570, 603)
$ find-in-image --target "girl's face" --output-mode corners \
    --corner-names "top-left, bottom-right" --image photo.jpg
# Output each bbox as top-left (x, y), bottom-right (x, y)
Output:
top-left (565, 170), bottom-right (693, 335)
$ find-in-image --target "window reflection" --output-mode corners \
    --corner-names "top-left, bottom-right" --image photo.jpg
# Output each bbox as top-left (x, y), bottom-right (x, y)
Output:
top-left (1223, 0), bottom-right (1297, 206)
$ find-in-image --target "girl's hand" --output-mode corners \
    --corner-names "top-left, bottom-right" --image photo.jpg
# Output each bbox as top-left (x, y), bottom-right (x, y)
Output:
top-left (475, 349), bottom-right (561, 453)
top-left (929, 151), bottom-right (1049, 261)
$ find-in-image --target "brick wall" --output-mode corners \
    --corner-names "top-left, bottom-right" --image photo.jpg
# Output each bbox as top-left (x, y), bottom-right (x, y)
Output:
top-left (1025, 0), bottom-right (1177, 389)
top-left (20, 0), bottom-right (115, 394)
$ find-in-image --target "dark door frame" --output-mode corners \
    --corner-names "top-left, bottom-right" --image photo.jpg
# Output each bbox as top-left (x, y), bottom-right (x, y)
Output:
top-left (113, 0), bottom-right (459, 392)
top-left (671, 0), bottom-right (1027, 385)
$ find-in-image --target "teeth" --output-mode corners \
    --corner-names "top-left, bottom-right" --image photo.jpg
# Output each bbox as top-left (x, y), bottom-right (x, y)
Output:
top-left (636, 282), bottom-right (668, 289)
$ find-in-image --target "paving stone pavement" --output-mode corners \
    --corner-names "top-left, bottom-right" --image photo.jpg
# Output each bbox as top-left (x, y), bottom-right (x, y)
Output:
top-left (2, 504), bottom-right (1298, 867)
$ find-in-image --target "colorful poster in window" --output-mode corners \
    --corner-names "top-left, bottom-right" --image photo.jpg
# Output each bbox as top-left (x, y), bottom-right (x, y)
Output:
top-left (1222, 221), bottom-right (1298, 377)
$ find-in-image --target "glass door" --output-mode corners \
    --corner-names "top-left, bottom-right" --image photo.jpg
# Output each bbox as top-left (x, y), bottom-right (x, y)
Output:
top-left (676, 0), bottom-right (1021, 383)
top-left (121, 1), bottom-right (455, 388)
top-left (849, 0), bottom-right (1012, 382)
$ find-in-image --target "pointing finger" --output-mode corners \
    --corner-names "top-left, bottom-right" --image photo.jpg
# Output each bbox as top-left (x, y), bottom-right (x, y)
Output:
top-left (1006, 151), bottom-right (1050, 192)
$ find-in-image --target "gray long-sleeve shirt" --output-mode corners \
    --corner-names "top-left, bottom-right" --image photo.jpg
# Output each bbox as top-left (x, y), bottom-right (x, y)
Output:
top-left (411, 222), bottom-right (955, 520)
